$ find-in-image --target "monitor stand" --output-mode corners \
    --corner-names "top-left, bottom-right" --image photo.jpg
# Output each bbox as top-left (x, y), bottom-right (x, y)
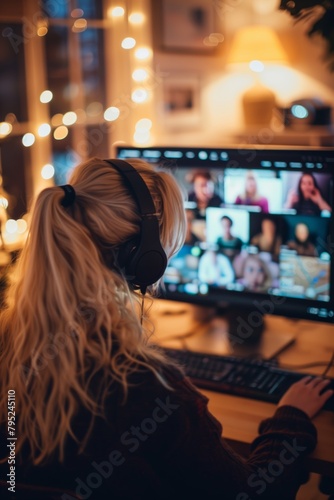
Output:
top-left (209, 307), bottom-right (296, 360)
top-left (151, 301), bottom-right (296, 361)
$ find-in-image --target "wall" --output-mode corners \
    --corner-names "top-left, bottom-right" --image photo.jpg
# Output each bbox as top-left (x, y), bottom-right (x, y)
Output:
top-left (149, 0), bottom-right (334, 148)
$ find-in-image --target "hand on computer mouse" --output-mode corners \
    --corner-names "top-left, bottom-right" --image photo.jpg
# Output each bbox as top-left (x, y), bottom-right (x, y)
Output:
top-left (278, 376), bottom-right (333, 418)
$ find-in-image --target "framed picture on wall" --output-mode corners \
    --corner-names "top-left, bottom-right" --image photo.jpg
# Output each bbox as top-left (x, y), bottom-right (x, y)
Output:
top-left (160, 74), bottom-right (202, 130)
top-left (152, 0), bottom-right (224, 54)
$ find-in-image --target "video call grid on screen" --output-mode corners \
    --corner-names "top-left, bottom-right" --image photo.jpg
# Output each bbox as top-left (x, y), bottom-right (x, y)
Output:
top-left (116, 146), bottom-right (334, 322)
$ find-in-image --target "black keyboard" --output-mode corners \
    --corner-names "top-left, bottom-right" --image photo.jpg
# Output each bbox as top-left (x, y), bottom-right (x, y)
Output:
top-left (161, 348), bottom-right (334, 412)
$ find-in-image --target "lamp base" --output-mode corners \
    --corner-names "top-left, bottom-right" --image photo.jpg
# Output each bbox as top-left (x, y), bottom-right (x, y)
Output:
top-left (242, 83), bottom-right (276, 127)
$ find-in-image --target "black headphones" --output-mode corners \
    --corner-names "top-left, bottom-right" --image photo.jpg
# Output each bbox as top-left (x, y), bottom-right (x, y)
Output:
top-left (104, 159), bottom-right (167, 293)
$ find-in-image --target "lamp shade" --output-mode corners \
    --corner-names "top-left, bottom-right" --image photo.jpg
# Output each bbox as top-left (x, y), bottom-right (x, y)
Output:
top-left (228, 25), bottom-right (287, 64)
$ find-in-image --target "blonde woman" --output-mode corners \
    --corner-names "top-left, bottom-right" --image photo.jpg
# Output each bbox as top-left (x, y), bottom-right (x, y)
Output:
top-left (235, 170), bottom-right (269, 213)
top-left (0, 158), bottom-right (332, 499)
top-left (239, 253), bottom-right (273, 292)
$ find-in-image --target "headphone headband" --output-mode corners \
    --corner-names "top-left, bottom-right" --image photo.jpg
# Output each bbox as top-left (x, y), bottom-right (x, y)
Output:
top-left (105, 159), bottom-right (157, 217)
top-left (104, 159), bottom-right (167, 293)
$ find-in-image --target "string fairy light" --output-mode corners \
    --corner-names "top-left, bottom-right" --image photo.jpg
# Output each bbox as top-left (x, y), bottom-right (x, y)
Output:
top-left (121, 37), bottom-right (136, 49)
top-left (38, 123), bottom-right (51, 137)
top-left (41, 164), bottom-right (55, 179)
top-left (0, 2), bottom-right (154, 192)
top-left (0, 122), bottom-right (12, 138)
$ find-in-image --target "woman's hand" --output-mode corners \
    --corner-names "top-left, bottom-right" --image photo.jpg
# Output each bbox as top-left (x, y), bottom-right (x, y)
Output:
top-left (285, 188), bottom-right (298, 209)
top-left (278, 376), bottom-right (333, 419)
top-left (309, 188), bottom-right (332, 212)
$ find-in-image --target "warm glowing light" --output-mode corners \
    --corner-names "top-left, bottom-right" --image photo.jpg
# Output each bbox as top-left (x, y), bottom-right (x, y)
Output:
top-left (38, 123), bottom-right (51, 137)
top-left (71, 8), bottom-right (84, 18)
top-left (51, 113), bottom-right (63, 126)
top-left (63, 111), bottom-right (78, 125)
top-left (131, 88), bottom-right (148, 103)
top-left (37, 26), bottom-right (48, 36)
top-left (40, 90), bottom-right (53, 103)
top-left (121, 37), bottom-right (136, 49)
top-left (203, 32), bottom-right (224, 47)
top-left (72, 18), bottom-right (87, 32)
top-left (252, 0), bottom-right (280, 15)
top-left (53, 126), bottom-right (68, 140)
top-left (249, 60), bottom-right (265, 73)
top-left (109, 6), bottom-right (125, 17)
top-left (0, 197), bottom-right (8, 209)
top-left (104, 107), bottom-right (120, 121)
top-left (0, 122), bottom-right (12, 138)
top-left (5, 113), bottom-right (16, 124)
top-left (135, 118), bottom-right (152, 130)
top-left (227, 26), bottom-right (287, 65)
top-left (17, 219), bottom-right (28, 234)
top-left (41, 163), bottom-right (55, 179)
top-left (86, 102), bottom-right (103, 116)
top-left (22, 133), bottom-right (35, 147)
top-left (134, 47), bottom-right (152, 60)
top-left (132, 69), bottom-right (148, 82)
top-left (5, 219), bottom-right (18, 234)
top-left (134, 130), bottom-right (150, 144)
top-left (129, 12), bottom-right (145, 24)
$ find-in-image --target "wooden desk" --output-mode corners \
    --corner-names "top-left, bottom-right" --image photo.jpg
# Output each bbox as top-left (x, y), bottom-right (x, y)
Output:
top-left (148, 300), bottom-right (334, 476)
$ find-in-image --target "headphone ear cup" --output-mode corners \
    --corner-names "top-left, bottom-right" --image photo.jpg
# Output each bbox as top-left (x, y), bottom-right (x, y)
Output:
top-left (117, 238), bottom-right (138, 279)
top-left (125, 219), bottom-right (167, 290)
top-left (116, 220), bottom-right (167, 291)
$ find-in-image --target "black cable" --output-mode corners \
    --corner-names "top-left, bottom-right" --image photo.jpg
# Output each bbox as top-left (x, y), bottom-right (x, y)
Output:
top-left (322, 351), bottom-right (334, 377)
top-left (275, 351), bottom-right (334, 377)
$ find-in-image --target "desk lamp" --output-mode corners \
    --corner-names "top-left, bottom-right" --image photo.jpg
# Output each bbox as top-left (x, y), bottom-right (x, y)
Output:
top-left (227, 25), bottom-right (288, 127)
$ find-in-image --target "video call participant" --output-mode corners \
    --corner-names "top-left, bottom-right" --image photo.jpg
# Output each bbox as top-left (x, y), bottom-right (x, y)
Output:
top-left (0, 157), bottom-right (332, 499)
top-left (234, 170), bottom-right (269, 213)
top-left (287, 223), bottom-right (318, 257)
top-left (238, 253), bottom-right (273, 292)
top-left (285, 172), bottom-right (331, 216)
top-left (216, 215), bottom-right (243, 260)
top-left (184, 209), bottom-right (201, 246)
top-left (251, 217), bottom-right (282, 255)
top-left (188, 170), bottom-right (223, 219)
top-left (198, 248), bottom-right (235, 286)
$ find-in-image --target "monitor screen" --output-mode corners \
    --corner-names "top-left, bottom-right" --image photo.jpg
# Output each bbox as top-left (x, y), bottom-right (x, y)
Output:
top-left (116, 145), bottom-right (334, 324)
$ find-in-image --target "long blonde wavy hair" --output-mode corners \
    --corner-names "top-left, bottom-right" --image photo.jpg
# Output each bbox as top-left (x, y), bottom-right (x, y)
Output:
top-left (0, 157), bottom-right (186, 464)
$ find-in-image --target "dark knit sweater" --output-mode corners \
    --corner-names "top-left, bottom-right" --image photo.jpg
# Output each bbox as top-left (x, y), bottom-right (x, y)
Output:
top-left (0, 364), bottom-right (317, 500)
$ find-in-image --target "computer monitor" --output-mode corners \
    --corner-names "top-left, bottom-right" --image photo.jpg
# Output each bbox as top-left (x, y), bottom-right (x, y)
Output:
top-left (116, 145), bottom-right (334, 354)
